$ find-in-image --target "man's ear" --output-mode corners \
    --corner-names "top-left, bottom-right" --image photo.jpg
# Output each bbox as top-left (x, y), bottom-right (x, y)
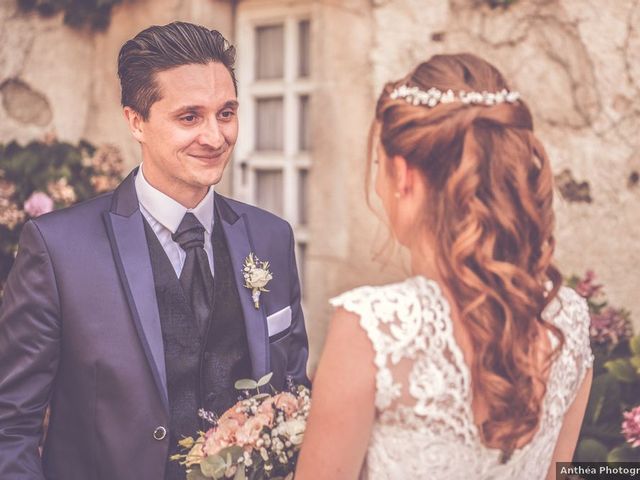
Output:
top-left (123, 106), bottom-right (145, 143)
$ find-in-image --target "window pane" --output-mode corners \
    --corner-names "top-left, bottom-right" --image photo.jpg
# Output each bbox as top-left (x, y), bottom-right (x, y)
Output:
top-left (298, 169), bottom-right (308, 226)
top-left (299, 95), bottom-right (310, 152)
top-left (256, 97), bottom-right (283, 151)
top-left (298, 20), bottom-right (310, 78)
top-left (256, 170), bottom-right (284, 216)
top-left (256, 25), bottom-right (284, 79)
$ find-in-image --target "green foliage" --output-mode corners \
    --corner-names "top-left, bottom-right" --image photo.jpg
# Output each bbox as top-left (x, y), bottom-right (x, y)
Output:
top-left (608, 444), bottom-right (640, 462)
top-left (0, 138), bottom-right (124, 299)
top-left (16, 0), bottom-right (126, 31)
top-left (572, 270), bottom-right (640, 463)
top-left (574, 438), bottom-right (608, 462)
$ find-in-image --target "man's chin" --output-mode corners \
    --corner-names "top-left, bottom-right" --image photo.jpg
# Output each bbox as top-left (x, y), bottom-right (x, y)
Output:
top-left (191, 171), bottom-right (224, 188)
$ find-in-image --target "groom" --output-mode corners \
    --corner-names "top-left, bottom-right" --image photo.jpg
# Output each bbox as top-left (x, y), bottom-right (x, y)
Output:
top-left (0, 22), bottom-right (309, 480)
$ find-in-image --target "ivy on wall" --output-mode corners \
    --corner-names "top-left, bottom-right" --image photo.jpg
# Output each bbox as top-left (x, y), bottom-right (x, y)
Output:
top-left (17, 0), bottom-right (125, 31)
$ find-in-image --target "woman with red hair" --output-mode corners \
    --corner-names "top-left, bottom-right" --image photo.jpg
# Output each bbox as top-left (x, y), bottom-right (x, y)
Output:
top-left (296, 53), bottom-right (593, 479)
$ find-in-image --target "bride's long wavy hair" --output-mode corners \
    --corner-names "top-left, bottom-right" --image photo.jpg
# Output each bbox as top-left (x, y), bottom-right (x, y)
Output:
top-left (372, 53), bottom-right (565, 461)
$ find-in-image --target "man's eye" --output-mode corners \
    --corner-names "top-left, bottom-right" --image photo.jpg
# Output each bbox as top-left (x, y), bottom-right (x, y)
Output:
top-left (220, 110), bottom-right (235, 120)
top-left (181, 114), bottom-right (197, 123)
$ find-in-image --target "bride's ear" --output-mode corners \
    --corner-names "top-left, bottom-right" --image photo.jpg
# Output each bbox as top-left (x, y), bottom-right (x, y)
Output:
top-left (391, 155), bottom-right (417, 197)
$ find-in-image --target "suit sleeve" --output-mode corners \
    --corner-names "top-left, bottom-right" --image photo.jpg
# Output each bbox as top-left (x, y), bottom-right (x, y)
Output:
top-left (0, 220), bottom-right (61, 479)
top-left (286, 223), bottom-right (311, 388)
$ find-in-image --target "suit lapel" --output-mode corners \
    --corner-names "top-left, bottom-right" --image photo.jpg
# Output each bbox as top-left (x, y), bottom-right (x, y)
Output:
top-left (215, 194), bottom-right (270, 379)
top-left (102, 169), bottom-right (169, 413)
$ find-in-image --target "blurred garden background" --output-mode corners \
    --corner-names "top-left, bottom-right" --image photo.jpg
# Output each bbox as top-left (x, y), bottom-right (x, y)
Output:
top-left (1, 0), bottom-right (639, 464)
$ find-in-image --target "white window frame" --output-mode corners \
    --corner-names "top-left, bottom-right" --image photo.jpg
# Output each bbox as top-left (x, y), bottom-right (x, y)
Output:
top-left (234, 2), bottom-right (313, 287)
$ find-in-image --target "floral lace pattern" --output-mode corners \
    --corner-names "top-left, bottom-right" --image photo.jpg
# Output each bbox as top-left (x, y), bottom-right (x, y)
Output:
top-left (330, 277), bottom-right (593, 480)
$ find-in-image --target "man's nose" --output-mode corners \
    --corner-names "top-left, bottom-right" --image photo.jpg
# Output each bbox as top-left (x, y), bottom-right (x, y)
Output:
top-left (197, 119), bottom-right (224, 149)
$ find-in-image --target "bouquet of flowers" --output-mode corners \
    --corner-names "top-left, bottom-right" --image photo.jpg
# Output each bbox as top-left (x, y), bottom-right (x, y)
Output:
top-left (172, 373), bottom-right (311, 480)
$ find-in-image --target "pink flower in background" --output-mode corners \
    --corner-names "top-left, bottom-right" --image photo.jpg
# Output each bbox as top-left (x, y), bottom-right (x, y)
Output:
top-left (622, 405), bottom-right (640, 448)
top-left (24, 191), bottom-right (54, 218)
top-left (575, 270), bottom-right (603, 299)
top-left (590, 307), bottom-right (633, 346)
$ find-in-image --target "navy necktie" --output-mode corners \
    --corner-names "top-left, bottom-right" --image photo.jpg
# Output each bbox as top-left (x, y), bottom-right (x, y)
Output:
top-left (172, 213), bottom-right (214, 331)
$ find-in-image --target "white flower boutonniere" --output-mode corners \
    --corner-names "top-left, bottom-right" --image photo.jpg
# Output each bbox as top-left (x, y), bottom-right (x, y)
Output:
top-left (243, 252), bottom-right (273, 309)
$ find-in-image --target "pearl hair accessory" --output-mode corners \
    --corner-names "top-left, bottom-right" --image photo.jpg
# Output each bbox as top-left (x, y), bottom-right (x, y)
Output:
top-left (390, 85), bottom-right (521, 108)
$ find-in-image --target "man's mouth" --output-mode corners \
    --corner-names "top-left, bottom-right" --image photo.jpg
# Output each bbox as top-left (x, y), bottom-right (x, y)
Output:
top-left (189, 149), bottom-right (226, 161)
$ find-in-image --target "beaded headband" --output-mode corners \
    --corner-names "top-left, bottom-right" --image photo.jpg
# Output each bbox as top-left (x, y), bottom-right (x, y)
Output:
top-left (390, 85), bottom-right (521, 108)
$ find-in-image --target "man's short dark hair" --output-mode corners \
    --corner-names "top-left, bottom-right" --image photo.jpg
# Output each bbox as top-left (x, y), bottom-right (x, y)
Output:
top-left (117, 21), bottom-right (237, 120)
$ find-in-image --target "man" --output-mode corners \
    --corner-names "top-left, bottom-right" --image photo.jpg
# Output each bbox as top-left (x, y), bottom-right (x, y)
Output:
top-left (0, 22), bottom-right (309, 480)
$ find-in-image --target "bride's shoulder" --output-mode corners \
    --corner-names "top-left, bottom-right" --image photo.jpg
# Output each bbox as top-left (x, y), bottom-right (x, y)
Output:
top-left (544, 286), bottom-right (593, 366)
top-left (329, 276), bottom-right (433, 312)
top-left (543, 286), bottom-right (590, 327)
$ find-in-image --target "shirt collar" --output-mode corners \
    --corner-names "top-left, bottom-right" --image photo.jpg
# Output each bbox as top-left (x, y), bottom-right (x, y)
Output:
top-left (135, 164), bottom-right (214, 235)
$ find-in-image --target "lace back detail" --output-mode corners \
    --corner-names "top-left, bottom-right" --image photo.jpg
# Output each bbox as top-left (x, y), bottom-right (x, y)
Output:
top-left (330, 277), bottom-right (594, 479)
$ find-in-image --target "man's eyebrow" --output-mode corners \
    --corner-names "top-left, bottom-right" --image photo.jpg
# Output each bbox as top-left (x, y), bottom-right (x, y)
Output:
top-left (170, 105), bottom-right (205, 115)
top-left (170, 100), bottom-right (239, 115)
top-left (223, 100), bottom-right (239, 109)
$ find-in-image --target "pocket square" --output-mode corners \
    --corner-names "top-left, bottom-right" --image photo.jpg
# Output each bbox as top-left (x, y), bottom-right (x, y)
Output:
top-left (266, 306), bottom-right (292, 337)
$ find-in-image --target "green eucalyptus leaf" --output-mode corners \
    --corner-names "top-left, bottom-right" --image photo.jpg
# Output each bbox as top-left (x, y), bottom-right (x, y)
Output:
top-left (187, 467), bottom-right (209, 480)
top-left (200, 454), bottom-right (228, 479)
top-left (573, 438), bottom-right (609, 462)
top-left (604, 359), bottom-right (638, 383)
top-left (607, 444), bottom-right (640, 462)
top-left (235, 379), bottom-right (258, 390)
top-left (218, 445), bottom-right (244, 464)
top-left (234, 467), bottom-right (247, 480)
top-left (630, 336), bottom-right (640, 356)
top-left (257, 372), bottom-right (274, 387)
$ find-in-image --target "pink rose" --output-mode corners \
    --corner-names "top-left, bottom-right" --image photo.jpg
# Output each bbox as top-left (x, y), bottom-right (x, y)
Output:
top-left (23, 191), bottom-right (54, 218)
top-left (203, 419), bottom-right (241, 455)
top-left (235, 413), bottom-right (272, 447)
top-left (273, 392), bottom-right (300, 418)
top-left (219, 403), bottom-right (249, 426)
top-left (258, 392), bottom-right (300, 420)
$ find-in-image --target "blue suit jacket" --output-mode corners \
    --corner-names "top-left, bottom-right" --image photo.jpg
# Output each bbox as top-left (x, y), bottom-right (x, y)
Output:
top-left (0, 169), bottom-right (309, 480)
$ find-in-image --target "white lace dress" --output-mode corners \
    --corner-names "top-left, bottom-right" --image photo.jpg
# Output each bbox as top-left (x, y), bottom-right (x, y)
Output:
top-left (330, 276), bottom-right (593, 480)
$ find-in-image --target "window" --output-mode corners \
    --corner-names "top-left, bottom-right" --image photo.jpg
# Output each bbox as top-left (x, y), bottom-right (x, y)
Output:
top-left (235, 4), bottom-right (313, 292)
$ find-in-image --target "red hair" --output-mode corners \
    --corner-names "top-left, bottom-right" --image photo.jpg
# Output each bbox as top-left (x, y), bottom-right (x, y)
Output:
top-left (373, 53), bottom-right (564, 461)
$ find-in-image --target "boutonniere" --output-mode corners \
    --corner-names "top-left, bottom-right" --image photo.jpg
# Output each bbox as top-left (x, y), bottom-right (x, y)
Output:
top-left (243, 252), bottom-right (273, 309)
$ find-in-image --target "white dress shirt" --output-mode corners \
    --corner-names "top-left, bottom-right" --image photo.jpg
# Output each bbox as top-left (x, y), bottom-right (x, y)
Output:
top-left (134, 164), bottom-right (215, 278)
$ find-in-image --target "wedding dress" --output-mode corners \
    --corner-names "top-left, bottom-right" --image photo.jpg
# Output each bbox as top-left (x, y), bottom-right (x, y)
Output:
top-left (330, 276), bottom-right (593, 480)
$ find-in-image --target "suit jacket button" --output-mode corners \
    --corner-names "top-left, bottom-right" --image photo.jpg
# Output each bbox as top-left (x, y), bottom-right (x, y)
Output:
top-left (153, 426), bottom-right (167, 441)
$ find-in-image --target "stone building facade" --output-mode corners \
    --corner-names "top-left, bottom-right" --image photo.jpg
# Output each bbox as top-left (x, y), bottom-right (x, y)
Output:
top-left (1, 0), bottom-right (639, 370)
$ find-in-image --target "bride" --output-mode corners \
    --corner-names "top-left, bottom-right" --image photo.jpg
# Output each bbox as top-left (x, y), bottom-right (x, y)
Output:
top-left (295, 53), bottom-right (593, 479)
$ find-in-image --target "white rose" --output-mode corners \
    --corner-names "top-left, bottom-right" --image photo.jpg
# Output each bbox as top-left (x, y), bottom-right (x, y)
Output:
top-left (249, 268), bottom-right (272, 288)
top-left (280, 418), bottom-right (306, 446)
